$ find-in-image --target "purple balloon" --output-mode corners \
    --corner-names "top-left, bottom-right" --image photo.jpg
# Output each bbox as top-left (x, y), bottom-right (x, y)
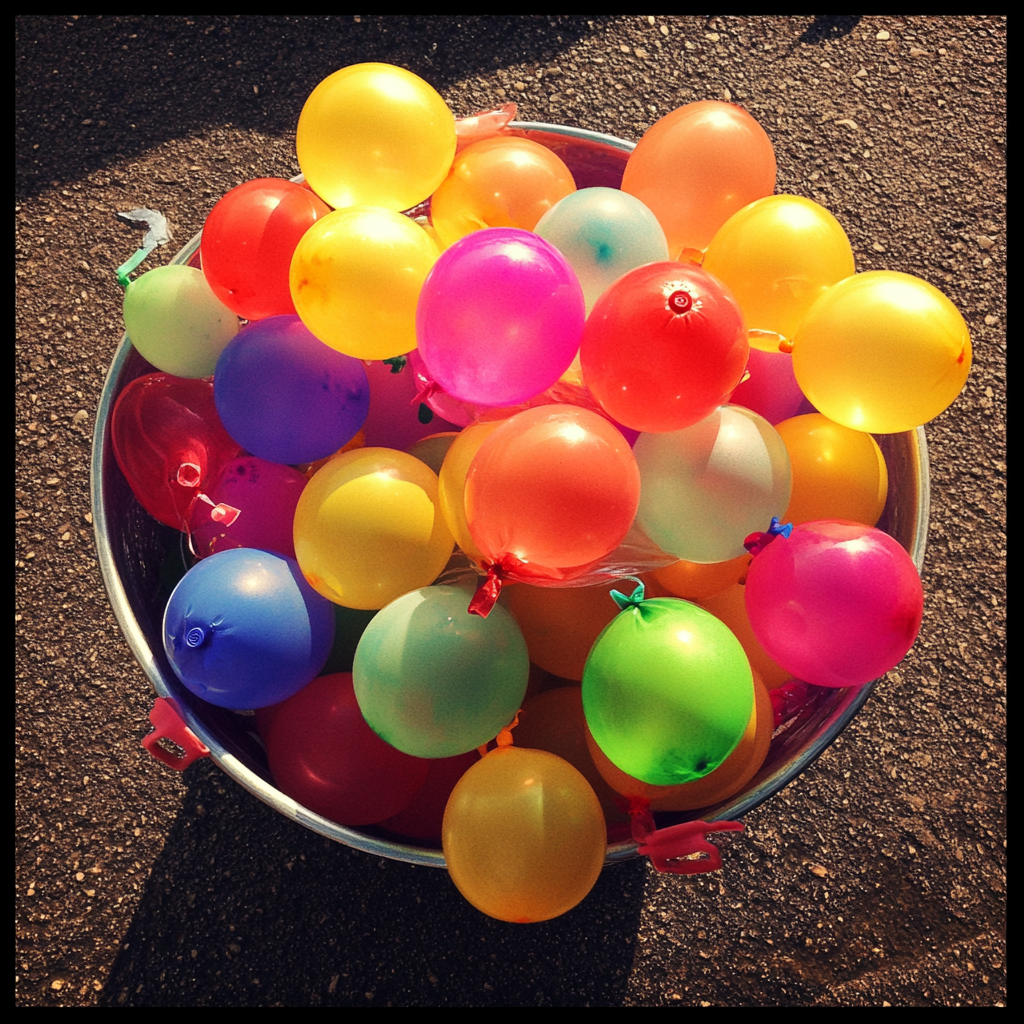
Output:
top-left (188, 455), bottom-right (307, 559)
top-left (214, 315), bottom-right (369, 465)
top-left (416, 228), bottom-right (586, 407)
top-left (727, 345), bottom-right (807, 426)
top-left (744, 520), bottom-right (924, 689)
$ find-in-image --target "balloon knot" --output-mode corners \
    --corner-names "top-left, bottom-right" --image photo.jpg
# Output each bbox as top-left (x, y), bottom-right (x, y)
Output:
top-left (778, 337), bottom-right (795, 354)
top-left (176, 462), bottom-right (202, 488)
top-left (383, 355), bottom-right (407, 374)
top-left (412, 380), bottom-right (441, 411)
top-left (636, 819), bottom-right (745, 875)
top-left (667, 289), bottom-right (693, 314)
top-left (609, 577), bottom-right (646, 611)
top-left (743, 517), bottom-right (793, 556)
top-left (468, 562), bottom-right (505, 618)
top-left (494, 711), bottom-right (520, 749)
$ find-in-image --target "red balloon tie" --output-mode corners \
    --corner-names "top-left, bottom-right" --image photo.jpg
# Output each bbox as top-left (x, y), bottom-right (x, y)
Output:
top-left (744, 516), bottom-right (793, 556)
top-left (467, 562), bottom-right (505, 618)
top-left (411, 379), bottom-right (442, 407)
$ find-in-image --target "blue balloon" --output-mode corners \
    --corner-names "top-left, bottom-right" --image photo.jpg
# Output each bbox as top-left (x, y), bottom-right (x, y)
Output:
top-left (163, 548), bottom-right (335, 709)
top-left (213, 314), bottom-right (369, 465)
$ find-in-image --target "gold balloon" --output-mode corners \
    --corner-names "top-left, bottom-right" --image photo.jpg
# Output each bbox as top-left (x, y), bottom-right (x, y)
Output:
top-left (437, 419), bottom-right (505, 562)
top-left (702, 195), bottom-right (855, 342)
top-left (792, 270), bottom-right (972, 433)
top-left (442, 746), bottom-right (606, 923)
top-left (289, 206), bottom-right (440, 361)
top-left (293, 448), bottom-right (453, 610)
top-left (296, 63), bottom-right (456, 211)
top-left (775, 413), bottom-right (888, 527)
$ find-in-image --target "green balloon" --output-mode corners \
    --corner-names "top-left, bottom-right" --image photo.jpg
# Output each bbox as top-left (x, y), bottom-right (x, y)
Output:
top-left (123, 265), bottom-right (239, 378)
top-left (353, 585), bottom-right (529, 758)
top-left (582, 596), bottom-right (753, 786)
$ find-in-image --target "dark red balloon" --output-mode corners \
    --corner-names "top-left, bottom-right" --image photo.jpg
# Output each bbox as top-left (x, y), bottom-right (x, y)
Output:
top-left (111, 373), bottom-right (243, 530)
top-left (377, 750), bottom-right (480, 842)
top-left (580, 261), bottom-right (748, 433)
top-left (263, 672), bottom-right (430, 827)
top-left (200, 178), bottom-right (331, 321)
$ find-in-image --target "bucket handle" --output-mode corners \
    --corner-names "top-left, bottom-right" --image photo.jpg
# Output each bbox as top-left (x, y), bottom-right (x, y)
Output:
top-left (142, 696), bottom-right (210, 770)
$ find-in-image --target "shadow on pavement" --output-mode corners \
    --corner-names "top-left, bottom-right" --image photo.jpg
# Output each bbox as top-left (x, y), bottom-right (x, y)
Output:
top-left (97, 758), bottom-right (647, 1007)
top-left (16, 14), bottom-right (612, 199)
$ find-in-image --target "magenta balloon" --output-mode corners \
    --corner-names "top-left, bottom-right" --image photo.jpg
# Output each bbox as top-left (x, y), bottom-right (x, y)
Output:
top-left (727, 345), bottom-right (808, 426)
top-left (361, 357), bottom-right (460, 449)
top-left (416, 227), bottom-right (586, 406)
top-left (188, 456), bottom-right (307, 559)
top-left (744, 520), bottom-right (924, 688)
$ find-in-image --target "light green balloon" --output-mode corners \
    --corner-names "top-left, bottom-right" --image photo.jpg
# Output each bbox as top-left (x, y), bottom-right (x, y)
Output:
top-left (353, 585), bottom-right (529, 758)
top-left (582, 596), bottom-right (753, 786)
top-left (123, 264), bottom-right (239, 378)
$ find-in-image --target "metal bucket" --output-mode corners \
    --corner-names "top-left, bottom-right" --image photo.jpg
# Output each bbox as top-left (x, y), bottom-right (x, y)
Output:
top-left (91, 122), bottom-right (929, 869)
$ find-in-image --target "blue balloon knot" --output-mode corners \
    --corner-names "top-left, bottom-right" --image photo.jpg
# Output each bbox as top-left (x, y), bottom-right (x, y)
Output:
top-left (185, 626), bottom-right (207, 649)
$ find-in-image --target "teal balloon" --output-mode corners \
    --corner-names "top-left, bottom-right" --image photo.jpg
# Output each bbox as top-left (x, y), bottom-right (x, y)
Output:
top-left (534, 187), bottom-right (669, 313)
top-left (582, 596), bottom-right (753, 786)
top-left (353, 585), bottom-right (529, 758)
top-left (123, 264), bottom-right (239, 378)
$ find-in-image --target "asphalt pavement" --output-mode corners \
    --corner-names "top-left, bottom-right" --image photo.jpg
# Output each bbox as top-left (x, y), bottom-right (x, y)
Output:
top-left (16, 15), bottom-right (1005, 1007)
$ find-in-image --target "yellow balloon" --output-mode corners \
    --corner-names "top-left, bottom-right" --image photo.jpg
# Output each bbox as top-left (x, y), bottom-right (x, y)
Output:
top-left (437, 419), bottom-right (505, 561)
top-left (792, 270), bottom-right (972, 433)
top-left (293, 448), bottom-right (453, 610)
top-left (290, 206), bottom-right (440, 360)
top-left (703, 195), bottom-right (856, 342)
top-left (442, 746), bottom-right (606, 923)
top-left (775, 413), bottom-right (888, 527)
top-left (296, 63), bottom-right (456, 211)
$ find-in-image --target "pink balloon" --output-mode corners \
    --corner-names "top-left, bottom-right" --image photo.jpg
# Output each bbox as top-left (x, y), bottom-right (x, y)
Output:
top-left (416, 227), bottom-right (585, 406)
top-left (360, 357), bottom-right (460, 450)
top-left (727, 345), bottom-right (808, 426)
top-left (744, 520), bottom-right (923, 689)
top-left (188, 456), bottom-right (307, 559)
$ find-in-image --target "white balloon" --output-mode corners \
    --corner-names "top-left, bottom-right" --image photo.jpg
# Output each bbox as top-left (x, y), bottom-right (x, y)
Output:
top-left (635, 405), bottom-right (792, 563)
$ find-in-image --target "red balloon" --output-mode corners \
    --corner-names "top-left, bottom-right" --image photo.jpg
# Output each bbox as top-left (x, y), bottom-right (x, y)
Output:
top-left (580, 261), bottom-right (748, 433)
top-left (263, 672), bottom-right (430, 827)
top-left (465, 404), bottom-right (641, 583)
top-left (111, 373), bottom-right (243, 530)
top-left (376, 750), bottom-right (480, 842)
top-left (200, 178), bottom-right (331, 321)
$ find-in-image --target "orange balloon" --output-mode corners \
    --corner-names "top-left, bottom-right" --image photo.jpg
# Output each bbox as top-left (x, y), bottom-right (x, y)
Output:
top-left (698, 583), bottom-right (790, 689)
top-left (430, 136), bottom-right (577, 248)
top-left (775, 413), bottom-right (888, 527)
top-left (437, 419), bottom-right (506, 562)
top-left (621, 101), bottom-right (777, 254)
top-left (584, 673), bottom-right (772, 812)
top-left (442, 746), bottom-right (606, 923)
top-left (514, 687), bottom-right (631, 838)
top-left (652, 553), bottom-right (751, 603)
top-left (504, 581), bottom-right (620, 681)
top-left (465, 405), bottom-right (641, 583)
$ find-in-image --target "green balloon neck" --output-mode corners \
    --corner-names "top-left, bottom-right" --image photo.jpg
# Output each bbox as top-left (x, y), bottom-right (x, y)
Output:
top-left (609, 579), bottom-right (645, 611)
